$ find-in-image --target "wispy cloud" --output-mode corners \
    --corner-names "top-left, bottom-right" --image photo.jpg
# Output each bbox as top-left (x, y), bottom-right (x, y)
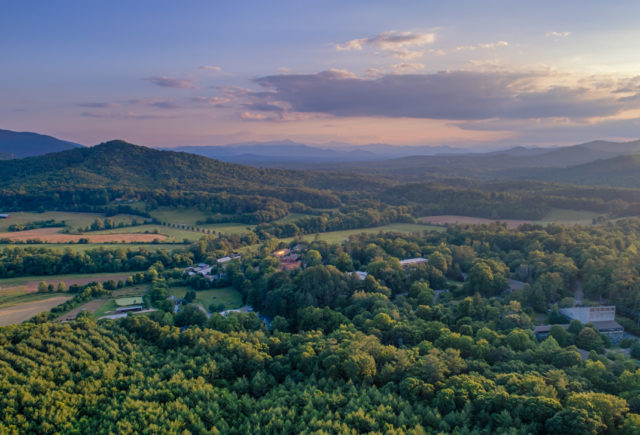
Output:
top-left (134, 99), bottom-right (182, 109)
top-left (454, 41), bottom-right (509, 52)
top-left (199, 65), bottom-right (222, 72)
top-left (144, 76), bottom-right (197, 89)
top-left (390, 63), bottom-right (425, 73)
top-left (192, 96), bottom-right (231, 106)
top-left (546, 31), bottom-right (571, 38)
top-left (77, 102), bottom-right (121, 108)
top-left (81, 111), bottom-right (175, 120)
top-left (336, 31), bottom-right (436, 59)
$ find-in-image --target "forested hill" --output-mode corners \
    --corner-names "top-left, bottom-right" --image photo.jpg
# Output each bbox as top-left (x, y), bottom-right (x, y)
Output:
top-left (0, 129), bottom-right (82, 158)
top-left (504, 154), bottom-right (640, 188)
top-left (0, 140), bottom-right (389, 195)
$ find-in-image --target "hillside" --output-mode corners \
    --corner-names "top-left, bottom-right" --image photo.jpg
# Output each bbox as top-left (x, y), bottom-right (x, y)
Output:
top-left (274, 139), bottom-right (640, 180)
top-left (0, 140), bottom-right (389, 196)
top-left (507, 153), bottom-right (640, 188)
top-left (0, 129), bottom-right (82, 158)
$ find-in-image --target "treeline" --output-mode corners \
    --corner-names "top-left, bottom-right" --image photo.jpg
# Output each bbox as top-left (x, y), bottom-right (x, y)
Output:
top-left (0, 245), bottom-right (194, 278)
top-left (255, 206), bottom-right (415, 238)
top-left (7, 219), bottom-right (65, 232)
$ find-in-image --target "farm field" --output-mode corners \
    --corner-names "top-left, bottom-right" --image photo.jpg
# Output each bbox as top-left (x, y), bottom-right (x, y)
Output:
top-left (0, 271), bottom-right (135, 296)
top-left (93, 224), bottom-right (206, 242)
top-left (536, 208), bottom-right (600, 224)
top-left (420, 208), bottom-right (603, 229)
top-left (420, 215), bottom-right (531, 229)
top-left (58, 299), bottom-right (107, 322)
top-left (0, 242), bottom-right (184, 252)
top-left (0, 295), bottom-right (71, 326)
top-left (169, 286), bottom-right (243, 311)
top-left (284, 223), bottom-right (443, 244)
top-left (149, 207), bottom-right (211, 226)
top-left (0, 211), bottom-right (146, 232)
top-left (0, 227), bottom-right (167, 243)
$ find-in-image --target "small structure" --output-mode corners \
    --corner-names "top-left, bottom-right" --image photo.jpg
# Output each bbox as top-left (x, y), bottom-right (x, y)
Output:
top-left (217, 254), bottom-right (241, 265)
top-left (115, 305), bottom-right (143, 313)
top-left (186, 263), bottom-right (213, 276)
top-left (399, 257), bottom-right (428, 268)
top-left (349, 271), bottom-right (368, 280)
top-left (0, 214), bottom-right (9, 219)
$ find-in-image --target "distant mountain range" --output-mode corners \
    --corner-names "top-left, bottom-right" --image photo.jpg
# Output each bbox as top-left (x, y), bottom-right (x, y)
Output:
top-left (165, 140), bottom-right (483, 164)
top-left (3, 128), bottom-right (640, 189)
top-left (0, 129), bottom-right (83, 158)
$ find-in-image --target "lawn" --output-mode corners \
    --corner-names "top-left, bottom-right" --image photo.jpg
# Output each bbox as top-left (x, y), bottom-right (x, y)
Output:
top-left (115, 297), bottom-right (144, 306)
top-left (169, 286), bottom-right (243, 311)
top-left (536, 208), bottom-right (600, 224)
top-left (283, 223), bottom-right (443, 244)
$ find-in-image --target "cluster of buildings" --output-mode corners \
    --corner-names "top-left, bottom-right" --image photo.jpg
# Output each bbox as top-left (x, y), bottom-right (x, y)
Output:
top-left (185, 254), bottom-right (242, 281)
top-left (534, 305), bottom-right (624, 341)
top-left (273, 246), bottom-right (303, 271)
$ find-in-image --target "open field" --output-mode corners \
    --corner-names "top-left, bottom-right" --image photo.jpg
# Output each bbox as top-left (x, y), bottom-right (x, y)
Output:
top-left (58, 299), bottom-right (107, 322)
top-left (0, 227), bottom-right (167, 243)
top-left (169, 286), bottom-right (243, 311)
top-left (537, 208), bottom-right (600, 224)
top-left (0, 272), bottom-right (134, 296)
top-left (0, 211), bottom-right (147, 232)
top-left (285, 223), bottom-right (443, 244)
top-left (420, 215), bottom-right (531, 229)
top-left (93, 224), bottom-right (205, 241)
top-left (421, 208), bottom-right (603, 229)
top-left (0, 295), bottom-right (71, 326)
top-left (115, 297), bottom-right (143, 306)
top-left (149, 207), bottom-right (211, 226)
top-left (0, 243), bottom-right (185, 252)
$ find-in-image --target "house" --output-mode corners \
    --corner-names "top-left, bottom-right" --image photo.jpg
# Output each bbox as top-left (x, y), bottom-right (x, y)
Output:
top-left (399, 257), bottom-right (428, 268)
top-left (0, 214), bottom-right (9, 219)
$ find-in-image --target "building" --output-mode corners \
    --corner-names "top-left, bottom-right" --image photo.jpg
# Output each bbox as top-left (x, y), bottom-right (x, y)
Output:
top-left (186, 263), bottom-right (213, 276)
top-left (115, 305), bottom-right (143, 313)
top-left (534, 306), bottom-right (624, 341)
top-left (399, 257), bottom-right (428, 268)
top-left (0, 214), bottom-right (9, 219)
top-left (560, 306), bottom-right (616, 324)
top-left (217, 254), bottom-right (241, 265)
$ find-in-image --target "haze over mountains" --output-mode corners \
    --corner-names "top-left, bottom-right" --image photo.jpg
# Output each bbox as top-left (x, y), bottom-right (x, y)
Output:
top-left (0, 129), bottom-right (82, 159)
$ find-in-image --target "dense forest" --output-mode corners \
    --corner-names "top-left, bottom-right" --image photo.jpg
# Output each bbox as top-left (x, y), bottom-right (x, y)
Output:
top-left (3, 220), bottom-right (640, 432)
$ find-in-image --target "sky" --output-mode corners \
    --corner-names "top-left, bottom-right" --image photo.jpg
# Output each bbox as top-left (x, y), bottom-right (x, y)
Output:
top-left (2, 0), bottom-right (640, 148)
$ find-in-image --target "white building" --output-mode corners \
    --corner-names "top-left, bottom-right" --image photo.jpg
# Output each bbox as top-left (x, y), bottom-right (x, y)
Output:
top-left (559, 306), bottom-right (624, 340)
